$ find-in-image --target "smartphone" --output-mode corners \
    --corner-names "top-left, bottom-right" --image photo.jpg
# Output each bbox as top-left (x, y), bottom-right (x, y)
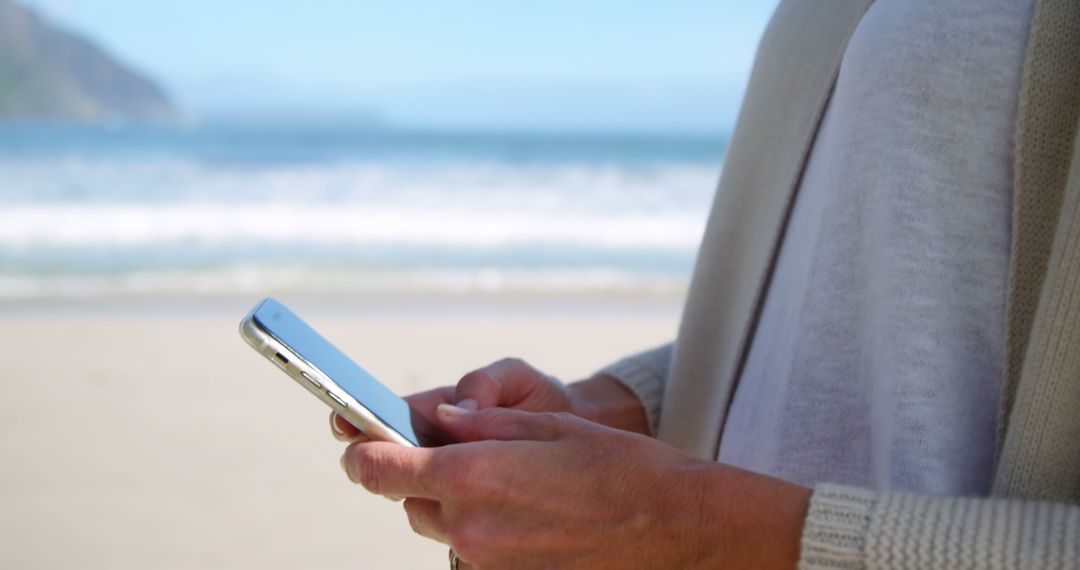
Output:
top-left (239, 298), bottom-right (448, 447)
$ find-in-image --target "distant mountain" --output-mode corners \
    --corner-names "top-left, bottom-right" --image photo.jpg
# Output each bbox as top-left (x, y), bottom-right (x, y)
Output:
top-left (0, 0), bottom-right (176, 122)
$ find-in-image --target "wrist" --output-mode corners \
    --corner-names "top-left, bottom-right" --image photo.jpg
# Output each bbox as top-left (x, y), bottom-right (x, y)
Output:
top-left (686, 463), bottom-right (811, 570)
top-left (567, 374), bottom-right (650, 434)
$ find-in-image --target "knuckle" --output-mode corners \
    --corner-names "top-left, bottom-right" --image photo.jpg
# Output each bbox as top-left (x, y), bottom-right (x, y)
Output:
top-left (474, 408), bottom-right (504, 428)
top-left (473, 410), bottom-right (519, 440)
top-left (448, 526), bottom-right (486, 564)
top-left (551, 411), bottom-right (576, 423)
top-left (402, 499), bottom-right (426, 533)
top-left (427, 450), bottom-right (463, 490)
top-left (498, 356), bottom-right (526, 368)
top-left (539, 411), bottom-right (575, 437)
top-left (443, 464), bottom-right (473, 497)
top-left (540, 410), bottom-right (566, 426)
top-left (353, 449), bottom-right (383, 493)
top-left (454, 456), bottom-right (490, 494)
top-left (458, 369), bottom-right (483, 384)
top-left (405, 512), bottom-right (423, 536)
top-left (459, 368), bottom-right (498, 390)
top-left (435, 449), bottom-right (497, 499)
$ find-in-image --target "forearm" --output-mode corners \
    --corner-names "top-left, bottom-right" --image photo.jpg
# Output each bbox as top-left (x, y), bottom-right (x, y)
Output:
top-left (567, 374), bottom-right (651, 435)
top-left (690, 463), bottom-right (811, 570)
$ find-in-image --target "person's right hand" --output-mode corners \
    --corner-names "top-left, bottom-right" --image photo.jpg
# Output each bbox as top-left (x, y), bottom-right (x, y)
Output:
top-left (330, 358), bottom-right (573, 444)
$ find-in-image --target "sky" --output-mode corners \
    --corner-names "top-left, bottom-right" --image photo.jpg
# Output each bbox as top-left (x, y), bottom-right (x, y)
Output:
top-left (22, 1), bottom-right (780, 133)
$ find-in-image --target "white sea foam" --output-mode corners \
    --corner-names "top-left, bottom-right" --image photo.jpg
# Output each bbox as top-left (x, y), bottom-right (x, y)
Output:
top-left (0, 156), bottom-right (716, 210)
top-left (0, 202), bottom-right (707, 249)
top-left (0, 158), bottom-right (716, 250)
top-left (0, 151), bottom-right (720, 298)
top-left (0, 267), bottom-right (689, 300)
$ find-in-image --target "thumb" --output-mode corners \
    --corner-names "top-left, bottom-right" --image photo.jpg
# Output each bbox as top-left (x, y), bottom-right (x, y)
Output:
top-left (452, 366), bottom-right (504, 411)
top-left (453, 358), bottom-right (552, 411)
top-left (435, 405), bottom-right (570, 443)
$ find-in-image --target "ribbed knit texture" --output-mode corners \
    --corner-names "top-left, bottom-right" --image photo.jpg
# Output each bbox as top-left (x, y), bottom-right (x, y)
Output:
top-left (801, 485), bottom-right (875, 570)
top-left (1000, 0), bottom-right (1080, 456)
top-left (996, 117), bottom-right (1080, 500)
top-left (802, 485), bottom-right (1080, 569)
top-left (599, 343), bottom-right (672, 435)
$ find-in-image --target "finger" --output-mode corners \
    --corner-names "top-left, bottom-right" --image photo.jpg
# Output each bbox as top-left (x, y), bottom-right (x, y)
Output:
top-left (330, 412), bottom-right (368, 442)
top-left (341, 441), bottom-right (443, 499)
top-left (454, 365), bottom-right (504, 410)
top-left (436, 405), bottom-right (571, 442)
top-left (455, 358), bottom-right (545, 410)
top-left (403, 386), bottom-right (457, 430)
top-left (403, 385), bottom-right (456, 414)
top-left (403, 498), bottom-right (448, 543)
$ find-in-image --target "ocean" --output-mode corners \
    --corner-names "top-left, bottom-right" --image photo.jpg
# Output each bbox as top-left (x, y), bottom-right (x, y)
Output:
top-left (0, 122), bottom-right (726, 300)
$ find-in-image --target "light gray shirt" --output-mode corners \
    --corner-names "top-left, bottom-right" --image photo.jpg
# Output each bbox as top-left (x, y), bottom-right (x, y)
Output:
top-left (719, 0), bottom-right (1033, 495)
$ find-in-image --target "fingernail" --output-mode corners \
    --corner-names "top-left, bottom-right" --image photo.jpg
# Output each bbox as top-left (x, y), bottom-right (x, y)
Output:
top-left (437, 402), bottom-right (469, 419)
top-left (456, 398), bottom-right (479, 412)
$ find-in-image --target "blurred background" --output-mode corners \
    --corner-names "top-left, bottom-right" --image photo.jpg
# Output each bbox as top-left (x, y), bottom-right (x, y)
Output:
top-left (0, 0), bottom-right (778, 567)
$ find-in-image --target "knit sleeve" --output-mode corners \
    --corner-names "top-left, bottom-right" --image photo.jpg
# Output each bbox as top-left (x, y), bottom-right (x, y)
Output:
top-left (800, 484), bottom-right (1080, 570)
top-left (596, 343), bottom-right (673, 435)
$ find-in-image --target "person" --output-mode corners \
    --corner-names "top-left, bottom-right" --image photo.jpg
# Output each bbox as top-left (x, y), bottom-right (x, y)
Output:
top-left (332, 0), bottom-right (1080, 568)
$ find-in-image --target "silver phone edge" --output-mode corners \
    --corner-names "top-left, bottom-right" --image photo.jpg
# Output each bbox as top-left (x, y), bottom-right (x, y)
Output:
top-left (238, 303), bottom-right (418, 448)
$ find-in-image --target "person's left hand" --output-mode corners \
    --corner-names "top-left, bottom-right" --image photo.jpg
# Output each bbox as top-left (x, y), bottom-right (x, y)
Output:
top-left (339, 404), bottom-right (811, 570)
top-left (329, 358), bottom-right (575, 444)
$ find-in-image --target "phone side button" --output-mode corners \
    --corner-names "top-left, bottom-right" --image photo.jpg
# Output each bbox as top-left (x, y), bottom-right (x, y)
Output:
top-left (326, 391), bottom-right (348, 409)
top-left (300, 371), bottom-right (323, 389)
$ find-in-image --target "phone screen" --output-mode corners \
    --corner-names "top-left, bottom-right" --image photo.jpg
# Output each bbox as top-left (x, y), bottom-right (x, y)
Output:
top-left (252, 299), bottom-right (446, 446)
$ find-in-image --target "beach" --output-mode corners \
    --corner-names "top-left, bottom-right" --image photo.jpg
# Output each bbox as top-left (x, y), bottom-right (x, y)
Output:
top-left (0, 122), bottom-right (710, 568)
top-left (0, 295), bottom-right (680, 569)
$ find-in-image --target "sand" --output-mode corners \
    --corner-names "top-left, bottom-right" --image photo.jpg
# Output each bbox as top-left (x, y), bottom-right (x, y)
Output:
top-left (0, 296), bottom-right (679, 569)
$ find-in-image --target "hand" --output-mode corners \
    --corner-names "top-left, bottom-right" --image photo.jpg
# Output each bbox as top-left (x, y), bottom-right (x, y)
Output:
top-left (450, 357), bottom-right (574, 415)
top-left (340, 406), bottom-right (811, 570)
top-left (330, 357), bottom-right (599, 443)
top-left (330, 383), bottom-right (456, 444)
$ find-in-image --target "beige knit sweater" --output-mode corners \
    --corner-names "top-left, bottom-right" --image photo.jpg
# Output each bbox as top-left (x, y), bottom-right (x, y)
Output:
top-left (601, 0), bottom-right (1080, 567)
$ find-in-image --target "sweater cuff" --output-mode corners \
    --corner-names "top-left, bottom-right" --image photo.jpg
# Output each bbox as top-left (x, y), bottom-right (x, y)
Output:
top-left (597, 344), bottom-right (672, 435)
top-left (799, 484), bottom-right (876, 570)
